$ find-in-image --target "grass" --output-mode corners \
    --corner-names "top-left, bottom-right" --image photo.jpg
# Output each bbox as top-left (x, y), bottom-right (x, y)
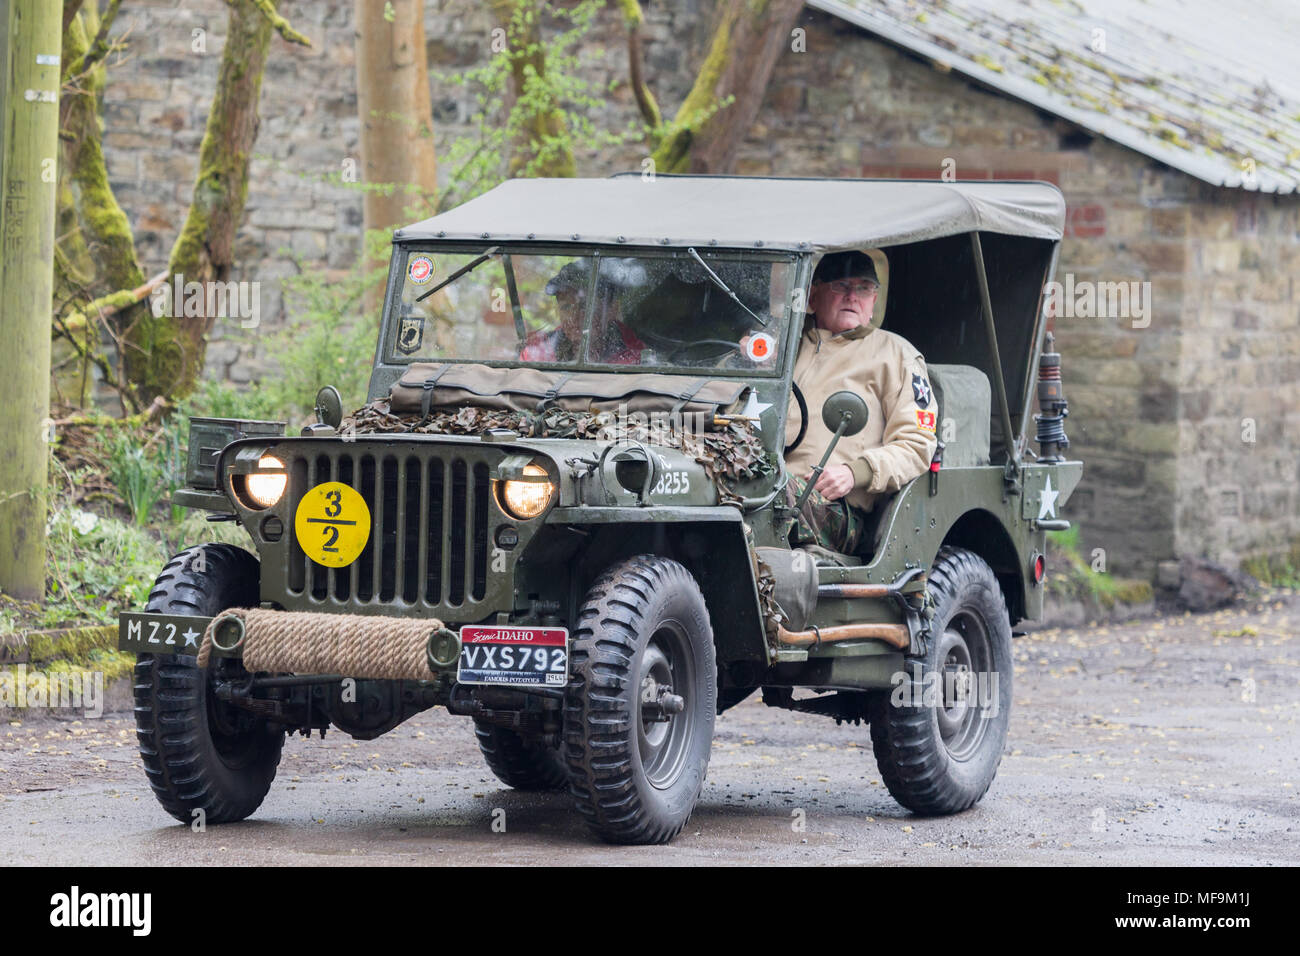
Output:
top-left (1045, 526), bottom-right (1154, 609)
top-left (1241, 540), bottom-right (1300, 590)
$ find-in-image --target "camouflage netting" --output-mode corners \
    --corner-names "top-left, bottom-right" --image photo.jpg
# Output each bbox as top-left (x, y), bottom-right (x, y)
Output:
top-left (342, 399), bottom-right (776, 491)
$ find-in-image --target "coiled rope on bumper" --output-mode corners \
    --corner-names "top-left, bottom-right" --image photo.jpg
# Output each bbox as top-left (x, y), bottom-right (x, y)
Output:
top-left (197, 608), bottom-right (446, 681)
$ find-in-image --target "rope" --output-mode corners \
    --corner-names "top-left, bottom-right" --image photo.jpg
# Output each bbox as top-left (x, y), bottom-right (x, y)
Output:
top-left (198, 608), bottom-right (446, 681)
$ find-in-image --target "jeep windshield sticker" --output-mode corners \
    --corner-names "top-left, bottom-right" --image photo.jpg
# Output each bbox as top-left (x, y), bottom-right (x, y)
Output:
top-left (407, 255), bottom-right (435, 284)
top-left (743, 332), bottom-right (776, 363)
top-left (396, 308), bottom-right (425, 354)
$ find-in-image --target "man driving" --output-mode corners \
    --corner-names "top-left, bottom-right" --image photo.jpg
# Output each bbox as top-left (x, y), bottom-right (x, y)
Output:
top-left (519, 259), bottom-right (647, 365)
top-left (784, 251), bottom-right (938, 554)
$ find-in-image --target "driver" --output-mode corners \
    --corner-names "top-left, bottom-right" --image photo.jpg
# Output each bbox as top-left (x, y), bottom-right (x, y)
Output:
top-left (519, 260), bottom-right (647, 364)
top-left (784, 251), bottom-right (937, 554)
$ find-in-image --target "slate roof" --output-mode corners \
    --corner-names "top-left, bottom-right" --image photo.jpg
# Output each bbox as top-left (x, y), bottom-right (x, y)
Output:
top-left (812, 0), bottom-right (1300, 193)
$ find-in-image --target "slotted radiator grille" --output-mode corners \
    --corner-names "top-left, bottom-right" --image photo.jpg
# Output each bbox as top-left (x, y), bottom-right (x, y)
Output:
top-left (284, 449), bottom-right (492, 612)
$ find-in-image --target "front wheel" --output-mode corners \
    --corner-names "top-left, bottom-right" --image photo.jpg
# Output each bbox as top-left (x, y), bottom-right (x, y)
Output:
top-left (133, 544), bottom-right (284, 824)
top-left (868, 546), bottom-right (1013, 814)
top-left (564, 555), bottom-right (716, 845)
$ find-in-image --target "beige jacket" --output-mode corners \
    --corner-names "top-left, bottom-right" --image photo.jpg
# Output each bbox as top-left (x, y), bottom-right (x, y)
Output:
top-left (784, 320), bottom-right (938, 513)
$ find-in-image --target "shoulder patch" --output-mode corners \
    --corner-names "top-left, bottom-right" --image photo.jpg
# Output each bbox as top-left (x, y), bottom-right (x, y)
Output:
top-left (915, 408), bottom-right (937, 432)
top-left (912, 373), bottom-right (932, 408)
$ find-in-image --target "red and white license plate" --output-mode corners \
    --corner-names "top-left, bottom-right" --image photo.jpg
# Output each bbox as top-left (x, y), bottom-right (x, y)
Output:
top-left (457, 625), bottom-right (569, 687)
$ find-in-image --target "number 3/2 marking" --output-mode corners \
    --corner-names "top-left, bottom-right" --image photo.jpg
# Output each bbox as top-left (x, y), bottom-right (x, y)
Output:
top-left (294, 481), bottom-right (371, 568)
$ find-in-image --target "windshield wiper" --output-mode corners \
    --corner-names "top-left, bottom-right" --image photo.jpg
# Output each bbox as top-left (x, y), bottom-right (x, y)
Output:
top-left (686, 247), bottom-right (768, 328)
top-left (415, 246), bottom-right (499, 302)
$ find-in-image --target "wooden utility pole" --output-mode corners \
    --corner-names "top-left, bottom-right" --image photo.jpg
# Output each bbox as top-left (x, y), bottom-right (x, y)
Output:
top-left (0, 1), bottom-right (60, 601)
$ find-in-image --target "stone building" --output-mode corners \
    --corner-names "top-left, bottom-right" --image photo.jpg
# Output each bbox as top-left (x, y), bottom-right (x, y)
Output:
top-left (97, 0), bottom-right (1300, 579)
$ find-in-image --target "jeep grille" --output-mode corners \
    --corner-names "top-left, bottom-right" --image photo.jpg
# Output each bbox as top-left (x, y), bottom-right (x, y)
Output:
top-left (276, 445), bottom-right (500, 619)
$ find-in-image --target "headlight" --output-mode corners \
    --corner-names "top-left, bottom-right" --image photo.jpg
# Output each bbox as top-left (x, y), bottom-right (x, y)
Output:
top-left (500, 464), bottom-right (554, 519)
top-left (242, 455), bottom-right (287, 509)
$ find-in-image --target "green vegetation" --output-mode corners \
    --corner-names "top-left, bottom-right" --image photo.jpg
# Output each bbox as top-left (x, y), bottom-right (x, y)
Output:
top-left (1045, 526), bottom-right (1153, 609)
top-left (1241, 540), bottom-right (1300, 589)
top-left (437, 0), bottom-right (644, 209)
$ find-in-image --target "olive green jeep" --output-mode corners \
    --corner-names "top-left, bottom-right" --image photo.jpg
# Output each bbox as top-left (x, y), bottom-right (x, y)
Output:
top-left (121, 175), bottom-right (1081, 844)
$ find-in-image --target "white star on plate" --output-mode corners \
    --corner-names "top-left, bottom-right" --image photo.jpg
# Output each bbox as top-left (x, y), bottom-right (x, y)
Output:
top-left (182, 627), bottom-right (200, 648)
top-left (741, 391), bottom-right (773, 418)
top-left (1037, 476), bottom-right (1060, 520)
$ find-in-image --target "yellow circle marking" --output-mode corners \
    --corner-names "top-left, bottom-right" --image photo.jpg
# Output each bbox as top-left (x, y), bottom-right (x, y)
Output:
top-left (294, 481), bottom-right (371, 568)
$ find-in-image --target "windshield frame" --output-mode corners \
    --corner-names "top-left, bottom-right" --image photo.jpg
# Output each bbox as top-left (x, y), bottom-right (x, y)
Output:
top-left (377, 241), bottom-right (803, 379)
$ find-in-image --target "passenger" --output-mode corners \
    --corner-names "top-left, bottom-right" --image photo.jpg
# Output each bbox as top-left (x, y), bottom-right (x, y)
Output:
top-left (784, 251), bottom-right (937, 554)
top-left (519, 260), bottom-right (646, 365)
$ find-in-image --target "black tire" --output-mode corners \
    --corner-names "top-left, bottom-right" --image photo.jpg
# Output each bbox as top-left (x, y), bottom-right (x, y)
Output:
top-left (564, 555), bottom-right (716, 845)
top-left (133, 544), bottom-right (284, 825)
top-left (473, 720), bottom-right (568, 791)
top-left (868, 546), bottom-right (1013, 815)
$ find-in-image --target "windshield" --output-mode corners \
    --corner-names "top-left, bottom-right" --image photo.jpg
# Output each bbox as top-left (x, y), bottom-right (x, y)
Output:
top-left (385, 246), bottom-right (797, 374)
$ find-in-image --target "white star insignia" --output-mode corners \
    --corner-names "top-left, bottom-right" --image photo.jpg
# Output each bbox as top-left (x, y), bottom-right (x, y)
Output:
top-left (182, 627), bottom-right (200, 648)
top-left (741, 391), bottom-right (773, 418)
top-left (1037, 476), bottom-right (1060, 520)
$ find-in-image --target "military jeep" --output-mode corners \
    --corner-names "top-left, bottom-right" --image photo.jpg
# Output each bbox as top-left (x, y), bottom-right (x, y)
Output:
top-left (122, 175), bottom-right (1081, 845)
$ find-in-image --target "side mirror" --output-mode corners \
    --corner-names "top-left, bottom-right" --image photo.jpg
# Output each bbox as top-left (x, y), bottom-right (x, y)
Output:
top-left (315, 385), bottom-right (343, 429)
top-left (821, 390), bottom-right (868, 437)
top-left (791, 391), bottom-right (870, 518)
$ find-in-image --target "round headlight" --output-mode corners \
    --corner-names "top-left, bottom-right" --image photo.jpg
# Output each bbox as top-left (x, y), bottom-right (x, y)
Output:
top-left (243, 455), bottom-right (287, 509)
top-left (501, 464), bottom-right (554, 519)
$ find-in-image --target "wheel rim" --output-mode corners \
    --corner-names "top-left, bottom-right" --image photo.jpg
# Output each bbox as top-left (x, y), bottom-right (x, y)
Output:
top-left (204, 665), bottom-right (266, 770)
top-left (637, 622), bottom-right (695, 790)
top-left (934, 609), bottom-right (994, 762)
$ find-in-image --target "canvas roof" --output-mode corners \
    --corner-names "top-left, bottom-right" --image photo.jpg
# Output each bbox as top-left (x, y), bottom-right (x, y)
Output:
top-left (395, 176), bottom-right (1066, 251)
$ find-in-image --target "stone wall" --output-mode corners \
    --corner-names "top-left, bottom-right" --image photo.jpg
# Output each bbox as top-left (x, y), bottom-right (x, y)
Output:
top-left (94, 0), bottom-right (1300, 575)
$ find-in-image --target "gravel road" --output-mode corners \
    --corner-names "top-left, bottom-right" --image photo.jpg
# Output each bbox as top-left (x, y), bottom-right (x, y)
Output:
top-left (3, 593), bottom-right (1297, 865)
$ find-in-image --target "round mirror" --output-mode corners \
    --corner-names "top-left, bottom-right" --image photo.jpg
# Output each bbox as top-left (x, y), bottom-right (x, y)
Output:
top-left (821, 390), bottom-right (868, 437)
top-left (315, 385), bottom-right (343, 429)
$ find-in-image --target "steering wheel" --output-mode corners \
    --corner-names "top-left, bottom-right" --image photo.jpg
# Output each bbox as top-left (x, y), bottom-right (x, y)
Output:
top-left (667, 338), bottom-right (743, 364)
top-left (637, 330), bottom-right (742, 364)
top-left (784, 381), bottom-right (808, 458)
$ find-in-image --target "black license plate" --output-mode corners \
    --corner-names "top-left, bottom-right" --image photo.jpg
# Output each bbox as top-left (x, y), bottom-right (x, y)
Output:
top-left (457, 625), bottom-right (568, 687)
top-left (119, 612), bottom-right (211, 654)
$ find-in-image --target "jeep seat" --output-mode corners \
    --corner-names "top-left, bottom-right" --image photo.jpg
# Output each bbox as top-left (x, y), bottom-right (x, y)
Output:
top-left (925, 364), bottom-right (992, 467)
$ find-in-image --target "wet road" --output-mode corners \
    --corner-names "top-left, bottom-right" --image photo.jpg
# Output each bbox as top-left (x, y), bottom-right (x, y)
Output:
top-left (3, 594), bottom-right (1297, 865)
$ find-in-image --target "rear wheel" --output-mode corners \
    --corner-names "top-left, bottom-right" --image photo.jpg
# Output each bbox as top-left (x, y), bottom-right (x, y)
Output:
top-left (868, 546), bottom-right (1013, 814)
top-left (133, 544), bottom-right (284, 824)
top-left (564, 555), bottom-right (716, 845)
top-left (473, 720), bottom-right (568, 791)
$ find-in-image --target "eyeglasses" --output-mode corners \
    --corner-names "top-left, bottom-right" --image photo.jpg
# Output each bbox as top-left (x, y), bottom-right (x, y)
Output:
top-left (823, 279), bottom-right (878, 297)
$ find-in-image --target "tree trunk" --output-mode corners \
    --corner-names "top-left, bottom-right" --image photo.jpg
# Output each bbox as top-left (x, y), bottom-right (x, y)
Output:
top-left (0, 0), bottom-right (61, 599)
top-left (57, 3), bottom-right (145, 410)
top-left (116, 0), bottom-right (278, 405)
top-left (489, 0), bottom-right (577, 179)
top-left (354, 0), bottom-right (438, 305)
top-left (652, 0), bottom-right (803, 174)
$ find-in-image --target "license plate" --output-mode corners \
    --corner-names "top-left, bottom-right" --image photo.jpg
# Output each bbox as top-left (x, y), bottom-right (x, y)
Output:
top-left (119, 612), bottom-right (211, 654)
top-left (457, 626), bottom-right (568, 687)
